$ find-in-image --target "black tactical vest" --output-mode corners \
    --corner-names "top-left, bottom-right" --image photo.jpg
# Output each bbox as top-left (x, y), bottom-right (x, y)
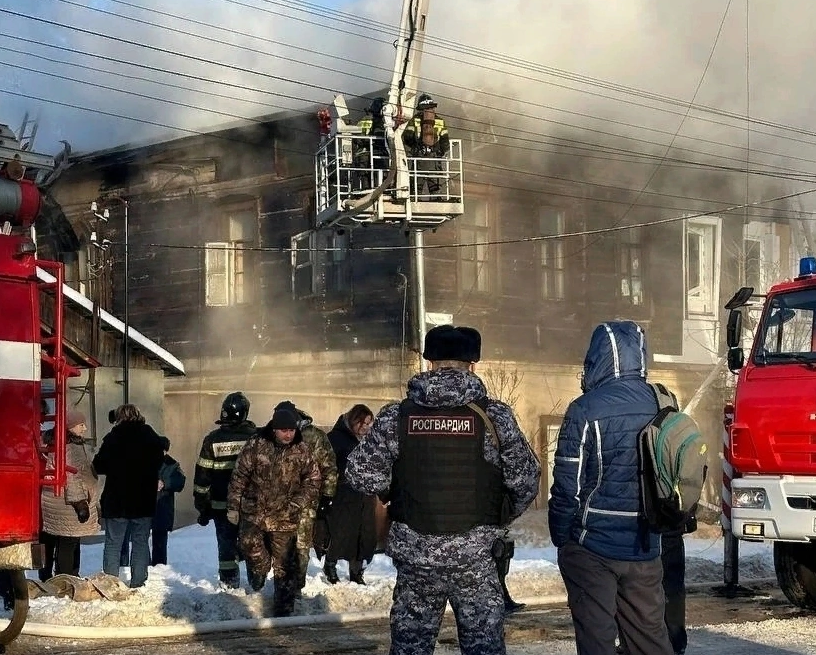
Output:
top-left (388, 399), bottom-right (505, 535)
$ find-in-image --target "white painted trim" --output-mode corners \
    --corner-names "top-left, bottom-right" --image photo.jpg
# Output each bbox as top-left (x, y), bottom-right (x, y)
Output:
top-left (35, 267), bottom-right (185, 376)
top-left (0, 340), bottom-right (40, 381)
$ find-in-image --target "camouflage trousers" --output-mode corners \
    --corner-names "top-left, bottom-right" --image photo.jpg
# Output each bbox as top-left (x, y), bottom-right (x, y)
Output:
top-left (296, 508), bottom-right (316, 589)
top-left (389, 557), bottom-right (506, 655)
top-left (238, 523), bottom-right (298, 615)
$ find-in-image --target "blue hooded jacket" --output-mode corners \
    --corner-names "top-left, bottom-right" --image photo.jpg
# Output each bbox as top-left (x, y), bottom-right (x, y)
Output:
top-left (548, 321), bottom-right (661, 561)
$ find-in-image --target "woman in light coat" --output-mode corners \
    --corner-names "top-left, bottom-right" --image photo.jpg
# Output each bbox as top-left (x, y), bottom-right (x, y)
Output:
top-left (39, 410), bottom-right (100, 581)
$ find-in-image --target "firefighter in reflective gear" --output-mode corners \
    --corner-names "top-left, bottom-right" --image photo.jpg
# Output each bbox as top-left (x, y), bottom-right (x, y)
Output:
top-left (354, 96), bottom-right (390, 191)
top-left (345, 325), bottom-right (541, 655)
top-left (402, 93), bottom-right (451, 200)
top-left (274, 400), bottom-right (338, 590)
top-left (193, 392), bottom-right (255, 588)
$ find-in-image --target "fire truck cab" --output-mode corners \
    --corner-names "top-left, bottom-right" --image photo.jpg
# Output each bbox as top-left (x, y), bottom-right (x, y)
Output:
top-left (725, 255), bottom-right (816, 608)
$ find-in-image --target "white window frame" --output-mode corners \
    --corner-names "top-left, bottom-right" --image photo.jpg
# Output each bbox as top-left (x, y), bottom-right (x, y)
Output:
top-left (684, 217), bottom-right (721, 317)
top-left (204, 242), bottom-right (249, 307)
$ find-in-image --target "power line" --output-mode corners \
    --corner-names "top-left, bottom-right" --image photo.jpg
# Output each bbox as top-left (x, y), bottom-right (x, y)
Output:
top-left (46, 0), bottom-right (816, 171)
top-left (567, 0), bottom-right (733, 263)
top-left (11, 0), bottom-right (816, 182)
top-left (106, 186), bottom-right (816, 254)
top-left (253, 0), bottom-right (816, 143)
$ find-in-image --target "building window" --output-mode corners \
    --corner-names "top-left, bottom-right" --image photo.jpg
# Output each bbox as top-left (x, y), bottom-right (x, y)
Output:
top-left (540, 209), bottom-right (565, 300)
top-left (291, 230), bottom-right (316, 299)
top-left (459, 199), bottom-right (490, 294)
top-left (205, 212), bottom-right (255, 307)
top-left (744, 238), bottom-right (762, 291)
top-left (291, 229), bottom-right (351, 299)
top-left (325, 231), bottom-right (351, 293)
top-left (619, 227), bottom-right (643, 305)
top-left (685, 219), bottom-right (720, 315)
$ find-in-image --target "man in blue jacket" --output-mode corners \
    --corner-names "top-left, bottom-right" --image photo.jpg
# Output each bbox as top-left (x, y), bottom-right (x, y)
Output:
top-left (548, 321), bottom-right (674, 655)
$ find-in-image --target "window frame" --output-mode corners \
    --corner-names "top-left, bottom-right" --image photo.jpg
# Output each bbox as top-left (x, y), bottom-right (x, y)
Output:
top-left (618, 227), bottom-right (644, 306)
top-left (539, 209), bottom-right (566, 301)
top-left (458, 198), bottom-right (491, 296)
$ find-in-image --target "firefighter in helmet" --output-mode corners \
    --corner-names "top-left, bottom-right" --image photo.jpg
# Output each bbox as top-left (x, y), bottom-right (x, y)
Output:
top-left (402, 93), bottom-right (451, 201)
top-left (193, 391), bottom-right (255, 588)
top-left (354, 96), bottom-right (390, 192)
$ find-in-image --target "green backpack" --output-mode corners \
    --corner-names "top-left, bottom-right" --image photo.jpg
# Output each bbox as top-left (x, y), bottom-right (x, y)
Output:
top-left (638, 383), bottom-right (709, 535)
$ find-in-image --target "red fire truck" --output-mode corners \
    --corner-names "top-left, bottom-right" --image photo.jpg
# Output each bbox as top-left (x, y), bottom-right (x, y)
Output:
top-left (724, 256), bottom-right (816, 609)
top-left (0, 128), bottom-right (81, 647)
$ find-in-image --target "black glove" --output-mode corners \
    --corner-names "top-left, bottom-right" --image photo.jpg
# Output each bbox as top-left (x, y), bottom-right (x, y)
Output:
top-left (317, 495), bottom-right (334, 517)
top-left (196, 513), bottom-right (210, 527)
top-left (72, 500), bottom-right (90, 524)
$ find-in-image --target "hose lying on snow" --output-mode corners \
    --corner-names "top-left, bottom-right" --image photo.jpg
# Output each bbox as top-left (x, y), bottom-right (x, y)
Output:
top-left (0, 578), bottom-right (778, 641)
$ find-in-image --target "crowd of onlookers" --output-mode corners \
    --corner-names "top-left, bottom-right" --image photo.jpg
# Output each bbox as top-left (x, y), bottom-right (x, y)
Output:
top-left (37, 404), bottom-right (186, 589)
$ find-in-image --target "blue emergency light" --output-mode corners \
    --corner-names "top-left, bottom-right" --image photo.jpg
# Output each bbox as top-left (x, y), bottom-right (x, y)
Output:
top-left (800, 256), bottom-right (816, 277)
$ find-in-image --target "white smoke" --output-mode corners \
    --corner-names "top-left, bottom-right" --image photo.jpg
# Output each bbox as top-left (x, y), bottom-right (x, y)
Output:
top-left (2, 0), bottom-right (816, 203)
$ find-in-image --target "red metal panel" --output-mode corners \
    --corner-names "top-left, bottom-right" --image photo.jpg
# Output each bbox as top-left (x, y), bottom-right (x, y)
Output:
top-left (0, 235), bottom-right (41, 544)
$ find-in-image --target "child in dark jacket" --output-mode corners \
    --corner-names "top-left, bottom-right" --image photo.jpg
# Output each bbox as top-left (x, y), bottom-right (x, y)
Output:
top-left (151, 437), bottom-right (186, 566)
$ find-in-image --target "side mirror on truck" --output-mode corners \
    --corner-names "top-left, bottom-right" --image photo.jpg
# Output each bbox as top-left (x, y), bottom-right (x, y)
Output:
top-left (727, 347), bottom-right (745, 372)
top-left (726, 309), bottom-right (743, 348)
top-left (726, 310), bottom-right (744, 372)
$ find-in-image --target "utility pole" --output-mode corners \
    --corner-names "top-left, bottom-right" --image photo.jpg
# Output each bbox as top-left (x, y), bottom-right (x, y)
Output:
top-left (413, 230), bottom-right (428, 372)
top-left (90, 196), bottom-right (130, 404)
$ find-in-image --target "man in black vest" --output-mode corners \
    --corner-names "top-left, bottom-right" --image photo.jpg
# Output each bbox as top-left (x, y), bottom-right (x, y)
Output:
top-left (345, 325), bottom-right (541, 655)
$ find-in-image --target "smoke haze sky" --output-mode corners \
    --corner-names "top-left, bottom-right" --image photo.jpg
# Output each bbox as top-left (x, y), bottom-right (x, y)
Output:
top-left (2, 0), bottom-right (816, 205)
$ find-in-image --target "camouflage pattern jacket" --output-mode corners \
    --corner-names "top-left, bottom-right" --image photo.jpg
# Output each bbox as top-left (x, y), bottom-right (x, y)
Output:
top-left (226, 426), bottom-right (321, 532)
top-left (193, 420), bottom-right (256, 513)
top-left (299, 415), bottom-right (338, 507)
top-left (346, 368), bottom-right (541, 567)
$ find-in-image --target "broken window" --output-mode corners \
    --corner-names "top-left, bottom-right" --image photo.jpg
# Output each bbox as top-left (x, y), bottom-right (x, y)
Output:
top-left (291, 229), bottom-right (351, 299)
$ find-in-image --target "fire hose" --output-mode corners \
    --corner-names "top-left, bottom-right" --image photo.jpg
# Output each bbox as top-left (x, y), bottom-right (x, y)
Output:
top-left (0, 577), bottom-right (777, 641)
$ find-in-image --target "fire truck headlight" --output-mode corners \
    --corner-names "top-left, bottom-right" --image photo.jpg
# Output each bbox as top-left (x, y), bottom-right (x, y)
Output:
top-left (733, 488), bottom-right (767, 509)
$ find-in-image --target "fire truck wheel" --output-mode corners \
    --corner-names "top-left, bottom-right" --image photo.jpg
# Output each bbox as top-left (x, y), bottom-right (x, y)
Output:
top-left (0, 570), bottom-right (28, 647)
top-left (774, 541), bottom-right (816, 610)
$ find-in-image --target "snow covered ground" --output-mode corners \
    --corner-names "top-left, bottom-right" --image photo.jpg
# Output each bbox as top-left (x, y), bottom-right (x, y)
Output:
top-left (0, 511), bottom-right (777, 630)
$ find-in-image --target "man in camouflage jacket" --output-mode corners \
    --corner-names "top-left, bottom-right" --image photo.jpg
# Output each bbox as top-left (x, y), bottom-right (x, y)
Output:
top-left (275, 400), bottom-right (338, 590)
top-left (193, 392), bottom-right (255, 588)
top-left (226, 407), bottom-right (321, 616)
top-left (346, 325), bottom-right (541, 655)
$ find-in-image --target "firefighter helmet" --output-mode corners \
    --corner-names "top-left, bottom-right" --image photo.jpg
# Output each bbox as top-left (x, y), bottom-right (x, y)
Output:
top-left (216, 392), bottom-right (250, 425)
top-left (416, 93), bottom-right (437, 110)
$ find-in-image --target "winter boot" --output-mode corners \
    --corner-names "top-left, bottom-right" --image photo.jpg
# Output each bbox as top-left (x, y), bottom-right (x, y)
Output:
top-left (349, 561), bottom-right (365, 585)
top-left (323, 561), bottom-right (339, 585)
top-left (501, 572), bottom-right (525, 614)
top-left (248, 571), bottom-right (267, 593)
top-left (218, 570), bottom-right (240, 590)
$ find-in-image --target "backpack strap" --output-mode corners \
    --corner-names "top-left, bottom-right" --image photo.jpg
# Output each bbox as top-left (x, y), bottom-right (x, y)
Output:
top-left (649, 383), bottom-right (679, 411)
top-left (466, 401), bottom-right (501, 451)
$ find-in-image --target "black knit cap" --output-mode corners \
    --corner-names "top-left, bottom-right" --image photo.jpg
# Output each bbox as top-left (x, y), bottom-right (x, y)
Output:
top-left (422, 325), bottom-right (481, 363)
top-left (269, 408), bottom-right (299, 430)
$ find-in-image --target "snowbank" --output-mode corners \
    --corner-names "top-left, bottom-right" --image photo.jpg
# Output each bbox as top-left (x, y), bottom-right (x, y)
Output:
top-left (0, 511), bottom-right (775, 628)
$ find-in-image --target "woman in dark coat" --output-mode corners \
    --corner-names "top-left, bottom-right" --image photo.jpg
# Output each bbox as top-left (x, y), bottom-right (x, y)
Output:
top-left (323, 404), bottom-right (377, 585)
top-left (92, 404), bottom-right (164, 589)
top-left (151, 437), bottom-right (186, 566)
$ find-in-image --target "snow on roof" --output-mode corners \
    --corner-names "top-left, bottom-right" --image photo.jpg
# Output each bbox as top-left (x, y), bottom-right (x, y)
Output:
top-left (36, 266), bottom-right (185, 376)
